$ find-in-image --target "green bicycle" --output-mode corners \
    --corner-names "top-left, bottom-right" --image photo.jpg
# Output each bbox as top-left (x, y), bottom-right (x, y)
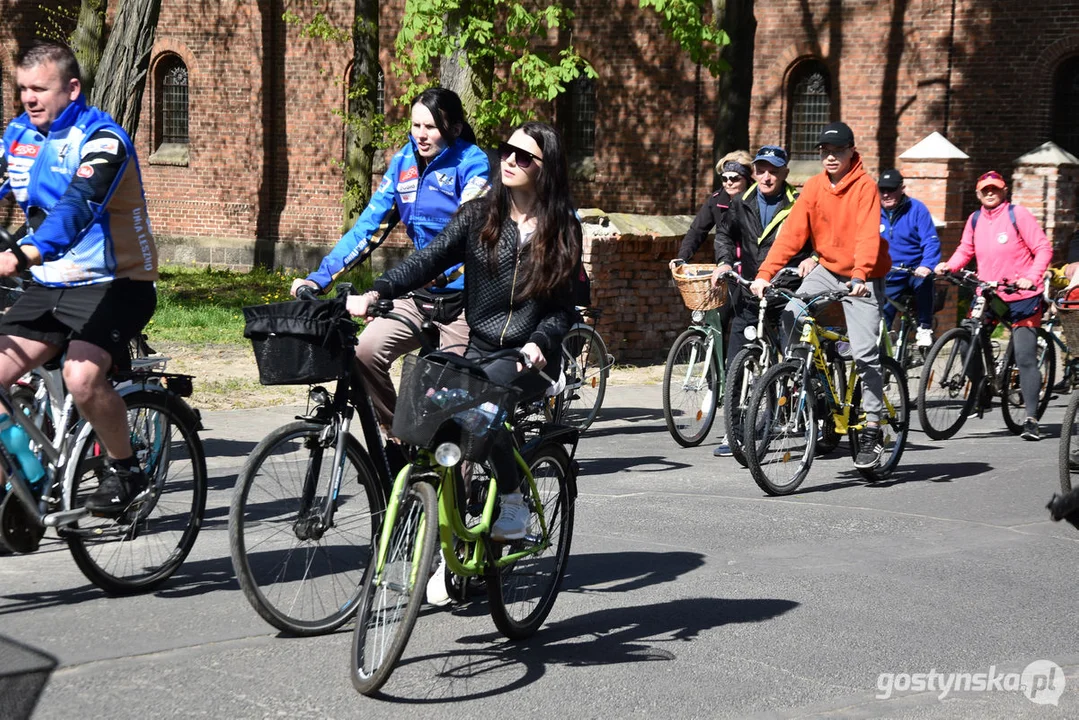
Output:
top-left (350, 306), bottom-right (578, 696)
top-left (744, 289), bottom-right (910, 495)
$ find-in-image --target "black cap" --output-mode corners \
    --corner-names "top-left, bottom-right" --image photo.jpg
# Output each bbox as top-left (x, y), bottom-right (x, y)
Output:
top-left (878, 169), bottom-right (903, 191)
top-left (816, 121), bottom-right (855, 148)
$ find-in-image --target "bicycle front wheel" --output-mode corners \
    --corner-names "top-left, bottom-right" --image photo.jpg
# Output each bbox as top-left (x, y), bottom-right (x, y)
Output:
top-left (559, 324), bottom-right (609, 431)
top-left (662, 328), bottom-right (720, 447)
top-left (229, 421), bottom-right (385, 636)
top-left (1000, 328), bottom-right (1055, 434)
top-left (487, 443), bottom-right (575, 640)
top-left (351, 479), bottom-right (438, 696)
top-left (849, 357), bottom-right (909, 482)
top-left (67, 390), bottom-right (207, 595)
top-left (723, 345), bottom-right (766, 467)
top-left (918, 327), bottom-right (977, 440)
top-left (745, 360), bottom-right (816, 496)
top-left (1059, 390), bottom-right (1079, 493)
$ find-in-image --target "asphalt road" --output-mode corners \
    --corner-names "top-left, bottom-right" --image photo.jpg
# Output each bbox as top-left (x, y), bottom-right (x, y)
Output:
top-left (2, 383), bottom-right (1078, 719)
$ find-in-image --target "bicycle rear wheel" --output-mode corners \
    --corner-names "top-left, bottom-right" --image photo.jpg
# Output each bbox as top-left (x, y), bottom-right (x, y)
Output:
top-left (66, 390), bottom-right (207, 595)
top-left (1000, 329), bottom-right (1055, 434)
top-left (745, 360), bottom-right (816, 496)
top-left (487, 443), bottom-right (575, 640)
top-left (229, 421), bottom-right (385, 636)
top-left (918, 327), bottom-right (977, 440)
top-left (663, 328), bottom-right (720, 447)
top-left (848, 357), bottom-right (909, 482)
top-left (559, 324), bottom-right (609, 431)
top-left (1059, 390), bottom-right (1079, 493)
top-left (351, 478), bottom-right (438, 696)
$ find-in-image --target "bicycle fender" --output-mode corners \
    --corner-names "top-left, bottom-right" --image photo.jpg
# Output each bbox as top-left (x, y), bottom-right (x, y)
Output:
top-left (520, 424), bottom-right (580, 458)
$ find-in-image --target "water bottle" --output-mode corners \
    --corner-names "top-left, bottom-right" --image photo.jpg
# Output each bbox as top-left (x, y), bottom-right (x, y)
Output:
top-left (0, 413), bottom-right (45, 485)
top-left (455, 401), bottom-right (501, 436)
top-left (427, 387), bottom-right (472, 409)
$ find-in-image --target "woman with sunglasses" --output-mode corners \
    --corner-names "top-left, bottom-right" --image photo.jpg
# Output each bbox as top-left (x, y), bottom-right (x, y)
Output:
top-left (291, 87), bottom-right (489, 434)
top-left (934, 170), bottom-right (1053, 440)
top-left (348, 121), bottom-right (582, 543)
top-left (675, 150), bottom-right (753, 262)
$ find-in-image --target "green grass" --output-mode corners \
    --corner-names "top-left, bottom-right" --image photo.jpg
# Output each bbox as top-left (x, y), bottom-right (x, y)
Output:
top-left (150, 265), bottom-right (375, 345)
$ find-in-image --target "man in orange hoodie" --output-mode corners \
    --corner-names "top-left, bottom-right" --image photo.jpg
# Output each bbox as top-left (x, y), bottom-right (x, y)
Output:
top-left (750, 122), bottom-right (892, 470)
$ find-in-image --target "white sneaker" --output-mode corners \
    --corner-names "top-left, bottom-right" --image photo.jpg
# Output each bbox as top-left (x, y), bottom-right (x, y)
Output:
top-left (425, 555), bottom-right (451, 607)
top-left (491, 492), bottom-right (529, 541)
top-left (916, 327), bottom-right (933, 348)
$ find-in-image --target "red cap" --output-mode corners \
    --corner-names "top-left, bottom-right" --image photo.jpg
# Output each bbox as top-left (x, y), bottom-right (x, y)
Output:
top-left (976, 170), bottom-right (1006, 192)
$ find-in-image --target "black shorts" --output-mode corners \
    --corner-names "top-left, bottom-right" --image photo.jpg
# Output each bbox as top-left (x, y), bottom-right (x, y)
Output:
top-left (0, 279), bottom-right (157, 369)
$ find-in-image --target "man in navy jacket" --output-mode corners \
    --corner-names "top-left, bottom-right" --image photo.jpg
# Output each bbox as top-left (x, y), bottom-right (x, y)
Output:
top-left (878, 169), bottom-right (941, 347)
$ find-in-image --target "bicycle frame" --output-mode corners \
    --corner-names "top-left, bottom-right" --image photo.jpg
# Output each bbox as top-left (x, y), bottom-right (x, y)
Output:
top-left (678, 308), bottom-right (727, 392)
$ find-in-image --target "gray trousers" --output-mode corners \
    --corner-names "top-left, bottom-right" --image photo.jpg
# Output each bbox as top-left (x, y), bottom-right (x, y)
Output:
top-left (355, 297), bottom-right (470, 427)
top-left (782, 265), bottom-right (885, 422)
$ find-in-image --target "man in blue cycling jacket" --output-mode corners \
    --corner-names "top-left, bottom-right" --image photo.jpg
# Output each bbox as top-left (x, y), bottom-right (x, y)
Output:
top-left (0, 41), bottom-right (158, 515)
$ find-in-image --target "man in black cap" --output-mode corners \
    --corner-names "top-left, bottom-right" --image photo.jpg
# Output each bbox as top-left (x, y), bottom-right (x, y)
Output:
top-left (709, 145), bottom-right (812, 457)
top-left (878, 168), bottom-right (941, 348)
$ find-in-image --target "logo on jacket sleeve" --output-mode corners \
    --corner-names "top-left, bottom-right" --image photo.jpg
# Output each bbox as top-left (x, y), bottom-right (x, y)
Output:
top-left (399, 166), bottom-right (419, 182)
top-left (435, 171), bottom-right (454, 187)
top-left (11, 142), bottom-right (39, 157)
top-left (76, 164), bottom-right (95, 178)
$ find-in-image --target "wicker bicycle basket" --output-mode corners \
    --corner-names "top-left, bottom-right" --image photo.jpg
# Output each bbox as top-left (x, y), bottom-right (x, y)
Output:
top-left (671, 263), bottom-right (728, 312)
top-left (1055, 288), bottom-right (1079, 349)
top-left (242, 299), bottom-right (358, 386)
top-left (392, 354), bottom-right (519, 460)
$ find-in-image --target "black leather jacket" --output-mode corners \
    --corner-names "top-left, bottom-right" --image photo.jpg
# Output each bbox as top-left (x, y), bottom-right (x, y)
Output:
top-left (372, 198), bottom-right (580, 359)
top-left (677, 188), bottom-right (733, 262)
top-left (714, 182), bottom-right (811, 286)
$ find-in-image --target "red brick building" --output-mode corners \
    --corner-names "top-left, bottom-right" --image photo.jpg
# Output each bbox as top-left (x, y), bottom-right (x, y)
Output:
top-left (3, 1), bottom-right (1079, 266)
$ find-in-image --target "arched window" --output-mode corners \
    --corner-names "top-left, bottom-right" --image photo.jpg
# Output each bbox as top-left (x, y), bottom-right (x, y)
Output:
top-left (788, 61), bottom-right (832, 161)
top-left (1053, 56), bottom-right (1079, 156)
top-left (566, 76), bottom-right (596, 159)
top-left (156, 55), bottom-right (189, 146)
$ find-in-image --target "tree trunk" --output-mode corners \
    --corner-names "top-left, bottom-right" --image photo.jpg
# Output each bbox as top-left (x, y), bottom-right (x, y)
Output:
top-left (90, 0), bottom-right (163, 137)
top-left (70, 0), bottom-right (108, 97)
top-left (439, 2), bottom-right (492, 138)
top-left (342, 0), bottom-right (380, 229)
top-left (712, 0), bottom-right (755, 183)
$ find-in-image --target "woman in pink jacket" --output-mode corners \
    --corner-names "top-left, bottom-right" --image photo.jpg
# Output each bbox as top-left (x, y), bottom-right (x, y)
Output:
top-left (934, 170), bottom-right (1053, 440)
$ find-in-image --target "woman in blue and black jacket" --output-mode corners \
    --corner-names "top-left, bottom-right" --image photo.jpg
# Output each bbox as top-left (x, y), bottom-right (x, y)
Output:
top-left (292, 88), bottom-right (489, 429)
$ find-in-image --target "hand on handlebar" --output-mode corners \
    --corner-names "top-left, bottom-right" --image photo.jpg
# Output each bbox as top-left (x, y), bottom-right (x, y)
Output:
top-left (518, 342), bottom-right (546, 373)
top-left (345, 290), bottom-right (381, 319)
top-left (934, 262), bottom-right (951, 276)
top-left (290, 278), bottom-right (319, 298)
top-left (749, 277), bottom-right (770, 299)
top-left (846, 281), bottom-right (870, 298)
top-left (914, 266), bottom-right (932, 278)
top-left (711, 264), bottom-right (733, 288)
top-left (1013, 277), bottom-right (1036, 291)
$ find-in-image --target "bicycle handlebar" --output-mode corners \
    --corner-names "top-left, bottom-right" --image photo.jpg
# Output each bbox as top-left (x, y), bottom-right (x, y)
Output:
top-left (937, 268), bottom-right (1020, 294)
top-left (0, 226), bottom-right (30, 272)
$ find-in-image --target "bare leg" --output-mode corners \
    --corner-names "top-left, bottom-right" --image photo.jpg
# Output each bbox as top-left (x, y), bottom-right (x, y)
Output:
top-left (0, 335), bottom-right (61, 389)
top-left (63, 340), bottom-right (132, 459)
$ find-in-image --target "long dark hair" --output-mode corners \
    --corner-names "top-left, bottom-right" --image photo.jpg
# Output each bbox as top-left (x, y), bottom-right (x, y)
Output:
top-left (411, 87), bottom-right (476, 146)
top-left (478, 121), bottom-right (582, 300)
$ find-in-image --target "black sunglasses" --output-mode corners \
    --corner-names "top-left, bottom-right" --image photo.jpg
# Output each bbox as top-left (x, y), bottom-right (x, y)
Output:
top-left (498, 141), bottom-right (542, 169)
top-left (720, 174), bottom-right (743, 183)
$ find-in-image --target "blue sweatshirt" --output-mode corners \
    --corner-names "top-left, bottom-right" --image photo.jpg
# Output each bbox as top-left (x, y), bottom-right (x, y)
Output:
top-left (880, 195), bottom-right (941, 272)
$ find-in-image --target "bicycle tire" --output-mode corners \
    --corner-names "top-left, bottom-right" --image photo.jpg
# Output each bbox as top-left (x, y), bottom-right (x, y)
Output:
top-left (745, 360), bottom-right (817, 496)
top-left (559, 324), bottom-right (609, 431)
top-left (918, 327), bottom-right (977, 440)
top-left (1059, 390), bottom-right (1079, 493)
top-left (351, 479), bottom-right (438, 696)
top-left (723, 346), bottom-right (766, 468)
top-left (1000, 328), bottom-right (1055, 434)
top-left (66, 390), bottom-right (207, 595)
top-left (662, 328), bottom-right (720, 447)
top-left (815, 357), bottom-right (847, 457)
top-left (487, 443), bottom-right (575, 640)
top-left (848, 357), bottom-right (909, 482)
top-left (229, 421), bottom-right (385, 636)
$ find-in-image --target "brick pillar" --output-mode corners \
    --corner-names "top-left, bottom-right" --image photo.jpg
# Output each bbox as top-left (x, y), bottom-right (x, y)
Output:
top-left (1010, 142), bottom-right (1079, 262)
top-left (898, 132), bottom-right (970, 330)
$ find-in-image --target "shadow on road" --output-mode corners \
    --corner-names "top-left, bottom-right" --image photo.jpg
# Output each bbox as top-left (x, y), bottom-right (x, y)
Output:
top-left (787, 461), bottom-right (995, 495)
top-left (578, 455), bottom-right (692, 475)
top-left (202, 438), bottom-right (259, 459)
top-left (582, 407), bottom-right (664, 438)
top-left (379, 595), bottom-right (799, 703)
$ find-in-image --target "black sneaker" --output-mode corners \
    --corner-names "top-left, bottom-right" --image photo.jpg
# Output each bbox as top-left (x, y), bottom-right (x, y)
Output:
top-left (853, 425), bottom-right (884, 469)
top-left (83, 465), bottom-right (149, 515)
top-left (1021, 418), bottom-right (1041, 442)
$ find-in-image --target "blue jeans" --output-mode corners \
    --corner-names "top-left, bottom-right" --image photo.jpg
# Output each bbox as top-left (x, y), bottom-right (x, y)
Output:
top-left (882, 271), bottom-right (934, 330)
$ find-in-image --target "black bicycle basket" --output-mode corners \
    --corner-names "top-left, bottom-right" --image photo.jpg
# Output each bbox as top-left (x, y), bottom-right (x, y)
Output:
top-left (243, 298), bottom-right (358, 385)
top-left (392, 353), bottom-right (519, 460)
